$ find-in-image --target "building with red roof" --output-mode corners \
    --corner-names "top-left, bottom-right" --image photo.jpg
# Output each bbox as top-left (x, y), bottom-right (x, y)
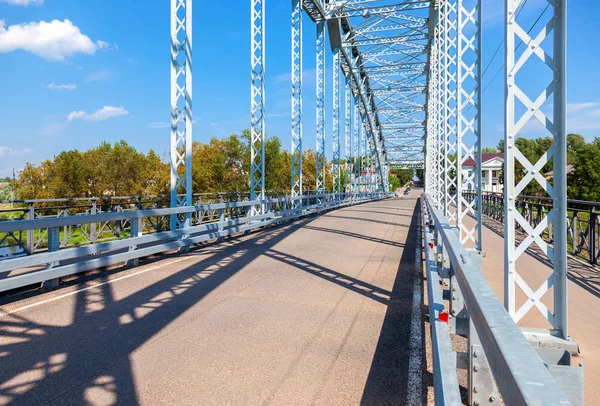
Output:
top-left (461, 153), bottom-right (504, 193)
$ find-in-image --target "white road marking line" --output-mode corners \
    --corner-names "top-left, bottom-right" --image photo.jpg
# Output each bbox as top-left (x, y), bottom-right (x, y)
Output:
top-left (407, 204), bottom-right (423, 405)
top-left (0, 256), bottom-right (193, 318)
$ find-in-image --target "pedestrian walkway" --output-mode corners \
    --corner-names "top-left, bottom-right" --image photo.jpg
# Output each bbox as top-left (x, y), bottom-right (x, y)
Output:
top-left (471, 215), bottom-right (600, 403)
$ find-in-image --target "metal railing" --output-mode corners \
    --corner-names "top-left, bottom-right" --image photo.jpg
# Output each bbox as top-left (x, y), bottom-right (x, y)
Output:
top-left (464, 191), bottom-right (600, 265)
top-left (0, 192), bottom-right (390, 293)
top-left (0, 191), bottom-right (296, 257)
top-left (422, 193), bottom-right (577, 405)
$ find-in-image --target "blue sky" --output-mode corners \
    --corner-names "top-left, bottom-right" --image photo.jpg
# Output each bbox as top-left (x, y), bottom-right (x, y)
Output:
top-left (0, 0), bottom-right (599, 178)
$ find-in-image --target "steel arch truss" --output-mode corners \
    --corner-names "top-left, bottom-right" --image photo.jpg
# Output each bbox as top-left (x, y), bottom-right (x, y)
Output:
top-left (301, 0), bottom-right (430, 192)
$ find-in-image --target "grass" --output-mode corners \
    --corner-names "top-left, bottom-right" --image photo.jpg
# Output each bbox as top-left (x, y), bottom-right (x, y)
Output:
top-left (0, 203), bottom-right (26, 221)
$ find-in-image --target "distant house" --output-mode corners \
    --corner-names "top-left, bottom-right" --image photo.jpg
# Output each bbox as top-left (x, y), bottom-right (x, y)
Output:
top-left (544, 165), bottom-right (574, 179)
top-left (462, 153), bottom-right (504, 193)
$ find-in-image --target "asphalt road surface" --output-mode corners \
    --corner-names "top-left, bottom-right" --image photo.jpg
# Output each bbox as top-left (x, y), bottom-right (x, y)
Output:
top-left (0, 192), bottom-right (430, 405)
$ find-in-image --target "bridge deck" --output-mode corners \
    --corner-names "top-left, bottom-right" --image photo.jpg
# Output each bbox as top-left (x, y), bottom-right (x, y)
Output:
top-left (0, 194), bottom-right (428, 405)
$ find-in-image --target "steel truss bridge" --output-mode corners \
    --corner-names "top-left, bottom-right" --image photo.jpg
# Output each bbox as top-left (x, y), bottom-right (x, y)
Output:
top-left (0, 0), bottom-right (590, 404)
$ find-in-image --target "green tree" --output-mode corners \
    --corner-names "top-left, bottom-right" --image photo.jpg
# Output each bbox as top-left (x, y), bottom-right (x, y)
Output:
top-left (568, 138), bottom-right (600, 201)
top-left (567, 133), bottom-right (586, 165)
top-left (389, 174), bottom-right (401, 191)
top-left (497, 139), bottom-right (505, 153)
top-left (482, 147), bottom-right (498, 154)
top-left (415, 168), bottom-right (424, 182)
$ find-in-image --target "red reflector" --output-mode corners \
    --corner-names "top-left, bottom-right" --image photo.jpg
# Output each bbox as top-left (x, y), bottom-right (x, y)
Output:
top-left (429, 242), bottom-right (434, 249)
top-left (439, 312), bottom-right (449, 323)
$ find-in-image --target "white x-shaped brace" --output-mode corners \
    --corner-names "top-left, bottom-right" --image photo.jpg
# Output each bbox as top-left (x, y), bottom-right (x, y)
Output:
top-left (513, 146), bottom-right (554, 197)
top-left (459, 33), bottom-right (477, 60)
top-left (459, 3), bottom-right (477, 27)
top-left (514, 208), bottom-right (555, 262)
top-left (512, 18), bottom-right (555, 75)
top-left (513, 83), bottom-right (554, 137)
top-left (459, 211), bottom-right (478, 245)
top-left (514, 271), bottom-right (555, 325)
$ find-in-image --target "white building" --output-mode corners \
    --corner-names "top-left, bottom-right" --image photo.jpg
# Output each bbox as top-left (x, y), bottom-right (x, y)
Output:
top-left (462, 153), bottom-right (504, 193)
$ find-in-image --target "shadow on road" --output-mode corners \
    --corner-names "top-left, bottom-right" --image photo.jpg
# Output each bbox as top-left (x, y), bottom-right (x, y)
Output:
top-left (360, 199), bottom-right (431, 405)
top-left (0, 220), bottom-right (310, 405)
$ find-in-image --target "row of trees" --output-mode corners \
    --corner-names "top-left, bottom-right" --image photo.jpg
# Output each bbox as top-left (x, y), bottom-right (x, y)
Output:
top-left (494, 133), bottom-right (598, 201)
top-left (12, 130), bottom-right (388, 200)
top-left (389, 168), bottom-right (414, 191)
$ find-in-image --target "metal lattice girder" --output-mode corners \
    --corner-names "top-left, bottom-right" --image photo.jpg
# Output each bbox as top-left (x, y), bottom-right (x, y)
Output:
top-left (316, 21), bottom-right (326, 193)
top-left (291, 0), bottom-right (303, 201)
top-left (302, 0), bottom-right (430, 186)
top-left (352, 101), bottom-right (359, 189)
top-left (170, 0), bottom-right (193, 230)
top-left (355, 102), bottom-right (361, 186)
top-left (344, 73), bottom-right (352, 189)
top-left (457, 0), bottom-right (482, 249)
top-left (334, 2), bottom-right (430, 19)
top-left (441, 0), bottom-right (458, 223)
top-left (333, 48), bottom-right (342, 193)
top-left (504, 0), bottom-right (568, 337)
top-left (250, 0), bottom-right (266, 213)
top-left (426, 16), bottom-right (441, 206)
top-left (435, 7), bottom-right (444, 211)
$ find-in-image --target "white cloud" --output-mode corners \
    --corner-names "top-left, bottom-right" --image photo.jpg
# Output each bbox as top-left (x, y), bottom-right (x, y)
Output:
top-left (67, 106), bottom-right (129, 122)
top-left (567, 102), bottom-right (600, 133)
top-left (85, 69), bottom-right (112, 82)
top-left (0, 146), bottom-right (32, 158)
top-left (47, 82), bottom-right (76, 91)
top-left (0, 0), bottom-right (43, 5)
top-left (37, 122), bottom-right (68, 135)
top-left (145, 122), bottom-right (170, 129)
top-left (512, 102), bottom-right (600, 135)
top-left (0, 19), bottom-right (110, 61)
top-left (273, 68), bottom-right (317, 85)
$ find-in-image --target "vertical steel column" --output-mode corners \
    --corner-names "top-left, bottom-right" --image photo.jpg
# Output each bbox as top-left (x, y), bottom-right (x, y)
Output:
top-left (435, 7), bottom-right (444, 211)
top-left (439, 0), bottom-right (449, 214)
top-left (344, 74), bottom-right (352, 192)
top-left (457, 0), bottom-right (482, 250)
top-left (332, 48), bottom-right (341, 194)
top-left (291, 0), bottom-right (303, 204)
top-left (553, 0), bottom-right (568, 338)
top-left (251, 0), bottom-right (266, 214)
top-left (358, 119), bottom-right (363, 192)
top-left (443, 0), bottom-right (458, 223)
top-left (364, 127), bottom-right (368, 192)
top-left (315, 21), bottom-right (326, 193)
top-left (504, 0), bottom-right (567, 336)
top-left (170, 0), bottom-right (193, 230)
top-left (371, 144), bottom-right (377, 192)
top-left (353, 103), bottom-right (359, 191)
top-left (426, 62), bottom-right (434, 197)
top-left (430, 26), bottom-right (441, 207)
